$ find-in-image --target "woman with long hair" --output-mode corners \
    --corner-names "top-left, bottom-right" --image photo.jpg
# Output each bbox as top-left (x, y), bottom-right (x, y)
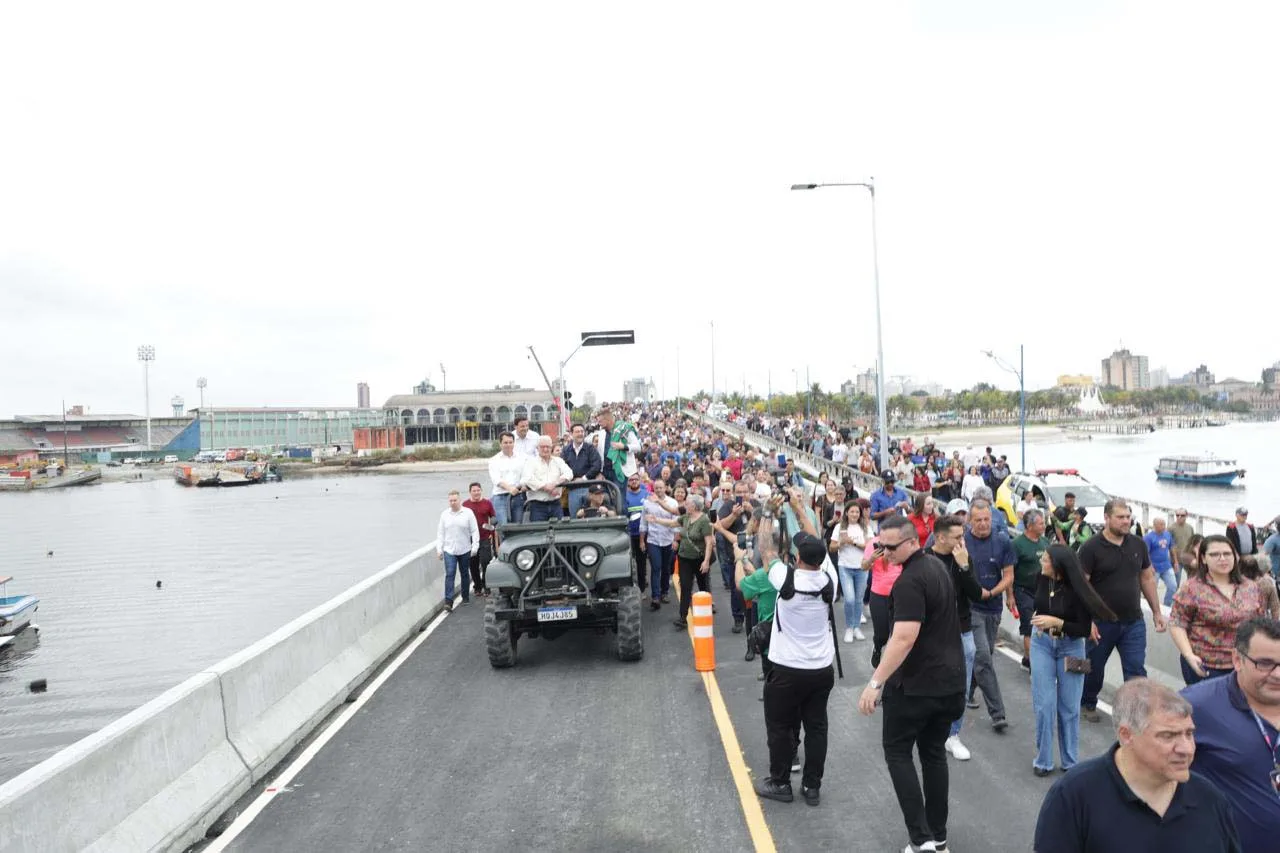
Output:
top-left (832, 501), bottom-right (870, 642)
top-left (811, 471), bottom-right (830, 511)
top-left (908, 493), bottom-right (937, 544)
top-left (1169, 534), bottom-right (1265, 685)
top-left (1030, 545), bottom-right (1117, 776)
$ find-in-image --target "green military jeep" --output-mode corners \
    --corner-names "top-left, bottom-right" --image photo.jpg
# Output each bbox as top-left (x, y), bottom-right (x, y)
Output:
top-left (484, 481), bottom-right (643, 667)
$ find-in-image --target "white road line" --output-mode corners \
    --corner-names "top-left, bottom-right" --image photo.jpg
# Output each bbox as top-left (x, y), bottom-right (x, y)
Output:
top-left (205, 603), bottom-right (453, 852)
top-left (994, 645), bottom-right (1114, 717)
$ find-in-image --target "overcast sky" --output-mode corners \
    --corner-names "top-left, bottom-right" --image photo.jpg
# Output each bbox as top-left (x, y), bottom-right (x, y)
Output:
top-left (2, 1), bottom-right (1277, 418)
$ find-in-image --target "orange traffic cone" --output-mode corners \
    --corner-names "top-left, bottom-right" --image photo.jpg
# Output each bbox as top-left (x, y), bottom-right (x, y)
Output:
top-left (692, 590), bottom-right (715, 671)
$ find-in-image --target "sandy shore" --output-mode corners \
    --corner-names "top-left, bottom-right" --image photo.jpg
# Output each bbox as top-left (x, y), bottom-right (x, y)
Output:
top-left (905, 424), bottom-right (1064, 452)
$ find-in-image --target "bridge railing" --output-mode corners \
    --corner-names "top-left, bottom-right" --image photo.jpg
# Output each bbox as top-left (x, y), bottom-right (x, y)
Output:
top-left (0, 542), bottom-right (443, 853)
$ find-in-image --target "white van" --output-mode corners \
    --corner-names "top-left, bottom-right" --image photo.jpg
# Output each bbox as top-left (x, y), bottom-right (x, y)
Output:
top-left (163, 455), bottom-right (178, 464)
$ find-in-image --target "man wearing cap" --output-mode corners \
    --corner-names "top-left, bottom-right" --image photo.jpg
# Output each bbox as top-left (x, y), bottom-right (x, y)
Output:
top-left (1227, 507), bottom-right (1257, 558)
top-left (575, 484), bottom-right (616, 519)
top-left (870, 473), bottom-right (911, 524)
top-left (753, 520), bottom-right (839, 808)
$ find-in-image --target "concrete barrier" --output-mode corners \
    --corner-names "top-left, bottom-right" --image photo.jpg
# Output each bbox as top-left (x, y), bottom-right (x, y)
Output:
top-left (214, 543), bottom-right (443, 779)
top-left (0, 541), bottom-right (442, 853)
top-left (0, 672), bottom-right (249, 853)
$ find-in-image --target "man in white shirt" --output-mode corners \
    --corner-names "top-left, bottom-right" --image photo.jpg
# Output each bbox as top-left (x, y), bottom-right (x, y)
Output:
top-left (520, 435), bottom-right (574, 522)
top-left (754, 523), bottom-right (838, 808)
top-left (512, 416), bottom-right (542, 459)
top-left (488, 431), bottom-right (527, 525)
top-left (436, 489), bottom-right (479, 611)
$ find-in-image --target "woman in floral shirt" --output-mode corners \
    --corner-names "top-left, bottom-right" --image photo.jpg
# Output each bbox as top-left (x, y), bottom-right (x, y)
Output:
top-left (1169, 534), bottom-right (1266, 685)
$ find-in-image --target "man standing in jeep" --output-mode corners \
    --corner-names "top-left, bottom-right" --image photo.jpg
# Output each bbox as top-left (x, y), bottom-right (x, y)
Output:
top-left (520, 436), bottom-right (574, 522)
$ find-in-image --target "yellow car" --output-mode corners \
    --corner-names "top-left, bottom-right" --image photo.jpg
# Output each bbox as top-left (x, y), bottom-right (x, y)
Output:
top-left (995, 469), bottom-right (1111, 529)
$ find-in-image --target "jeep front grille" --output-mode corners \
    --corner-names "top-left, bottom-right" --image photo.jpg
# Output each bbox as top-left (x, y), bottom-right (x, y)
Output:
top-left (531, 545), bottom-right (581, 587)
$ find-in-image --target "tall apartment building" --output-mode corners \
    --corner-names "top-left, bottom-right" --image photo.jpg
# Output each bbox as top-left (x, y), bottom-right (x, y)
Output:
top-left (357, 382), bottom-right (371, 409)
top-left (1101, 349), bottom-right (1150, 391)
top-left (622, 378), bottom-right (654, 404)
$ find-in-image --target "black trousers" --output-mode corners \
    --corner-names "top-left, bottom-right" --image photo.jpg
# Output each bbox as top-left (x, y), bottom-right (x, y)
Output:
top-left (763, 662), bottom-right (834, 789)
top-left (677, 555), bottom-right (711, 619)
top-left (469, 539), bottom-right (493, 593)
top-left (630, 534), bottom-right (647, 591)
top-left (881, 686), bottom-right (966, 847)
top-left (870, 591), bottom-right (893, 668)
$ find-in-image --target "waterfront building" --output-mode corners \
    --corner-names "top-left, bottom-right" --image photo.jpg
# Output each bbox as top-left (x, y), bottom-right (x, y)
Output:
top-left (1101, 348), bottom-right (1150, 390)
top-left (855, 369), bottom-right (878, 396)
top-left (0, 412), bottom-right (197, 464)
top-left (198, 407), bottom-right (387, 452)
top-left (382, 384), bottom-right (557, 444)
top-left (1150, 367), bottom-right (1169, 388)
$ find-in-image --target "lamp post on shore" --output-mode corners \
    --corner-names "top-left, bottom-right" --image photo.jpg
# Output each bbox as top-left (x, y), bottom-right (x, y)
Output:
top-left (791, 179), bottom-right (888, 472)
top-left (984, 345), bottom-right (1026, 473)
top-left (137, 345), bottom-right (155, 451)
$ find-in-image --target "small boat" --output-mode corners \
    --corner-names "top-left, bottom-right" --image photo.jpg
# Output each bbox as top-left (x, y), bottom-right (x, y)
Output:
top-left (0, 576), bottom-right (39, 636)
top-left (1155, 455), bottom-right (1245, 486)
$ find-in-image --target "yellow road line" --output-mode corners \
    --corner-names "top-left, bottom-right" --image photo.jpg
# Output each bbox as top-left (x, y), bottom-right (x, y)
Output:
top-left (673, 572), bottom-right (777, 853)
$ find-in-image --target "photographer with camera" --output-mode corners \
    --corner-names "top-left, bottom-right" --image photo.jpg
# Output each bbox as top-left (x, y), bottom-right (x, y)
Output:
top-left (751, 505), bottom-right (838, 807)
top-left (715, 480), bottom-right (758, 639)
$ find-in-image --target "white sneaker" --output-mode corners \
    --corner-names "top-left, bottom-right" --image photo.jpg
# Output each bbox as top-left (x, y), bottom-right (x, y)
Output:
top-left (945, 736), bottom-right (971, 761)
top-left (903, 843), bottom-right (937, 853)
top-left (861, 613), bottom-right (868, 624)
top-left (853, 628), bottom-right (866, 641)
top-left (843, 628), bottom-right (855, 643)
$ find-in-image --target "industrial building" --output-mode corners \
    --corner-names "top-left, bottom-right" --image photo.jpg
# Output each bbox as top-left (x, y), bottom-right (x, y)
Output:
top-left (0, 412), bottom-right (197, 465)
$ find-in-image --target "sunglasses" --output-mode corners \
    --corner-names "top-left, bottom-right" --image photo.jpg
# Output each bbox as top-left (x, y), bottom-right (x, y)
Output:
top-left (880, 539), bottom-right (914, 552)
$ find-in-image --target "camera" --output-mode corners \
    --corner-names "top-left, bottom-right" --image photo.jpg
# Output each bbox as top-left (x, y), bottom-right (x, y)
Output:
top-left (770, 467), bottom-right (790, 490)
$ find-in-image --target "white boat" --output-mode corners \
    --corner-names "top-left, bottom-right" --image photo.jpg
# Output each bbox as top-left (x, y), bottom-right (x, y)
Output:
top-left (0, 575), bottom-right (39, 636)
top-left (1155, 455), bottom-right (1246, 486)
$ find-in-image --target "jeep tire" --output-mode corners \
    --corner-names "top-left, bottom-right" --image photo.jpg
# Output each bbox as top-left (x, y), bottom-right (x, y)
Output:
top-left (616, 585), bottom-right (644, 661)
top-left (484, 594), bottom-right (517, 668)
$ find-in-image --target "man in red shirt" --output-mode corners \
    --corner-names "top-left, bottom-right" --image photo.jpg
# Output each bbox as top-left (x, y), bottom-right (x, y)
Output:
top-left (464, 482), bottom-right (497, 596)
top-left (723, 448), bottom-right (744, 483)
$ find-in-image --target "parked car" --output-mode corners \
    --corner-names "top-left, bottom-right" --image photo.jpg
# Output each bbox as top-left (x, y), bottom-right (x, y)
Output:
top-left (995, 468), bottom-right (1111, 529)
top-left (163, 455), bottom-right (178, 464)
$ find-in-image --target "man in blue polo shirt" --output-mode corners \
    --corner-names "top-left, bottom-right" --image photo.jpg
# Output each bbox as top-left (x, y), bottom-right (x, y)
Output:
top-left (1182, 617), bottom-right (1280, 852)
top-left (870, 472), bottom-right (910, 524)
top-left (1034, 678), bottom-right (1240, 852)
top-left (965, 499), bottom-right (1015, 731)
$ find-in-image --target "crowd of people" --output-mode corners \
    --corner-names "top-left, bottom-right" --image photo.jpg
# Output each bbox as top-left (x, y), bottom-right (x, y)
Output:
top-left (430, 402), bottom-right (1277, 851)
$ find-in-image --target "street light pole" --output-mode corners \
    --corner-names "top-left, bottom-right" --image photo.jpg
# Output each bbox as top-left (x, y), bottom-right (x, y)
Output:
top-left (984, 344), bottom-right (1027, 473)
top-left (791, 179), bottom-right (888, 472)
top-left (710, 320), bottom-right (716, 402)
top-left (138, 345), bottom-right (155, 451)
top-left (196, 376), bottom-right (207, 451)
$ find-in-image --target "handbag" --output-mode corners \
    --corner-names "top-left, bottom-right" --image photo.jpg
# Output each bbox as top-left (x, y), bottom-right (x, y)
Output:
top-left (1064, 656), bottom-right (1092, 674)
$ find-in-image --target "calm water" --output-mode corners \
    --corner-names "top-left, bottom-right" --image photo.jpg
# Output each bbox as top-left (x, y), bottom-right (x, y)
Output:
top-left (0, 472), bottom-right (458, 783)
top-left (940, 421), bottom-right (1280, 524)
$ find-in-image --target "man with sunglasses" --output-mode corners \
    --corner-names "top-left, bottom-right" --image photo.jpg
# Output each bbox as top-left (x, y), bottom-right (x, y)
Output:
top-left (1182, 617), bottom-right (1280, 852)
top-left (1169, 509), bottom-right (1195, 586)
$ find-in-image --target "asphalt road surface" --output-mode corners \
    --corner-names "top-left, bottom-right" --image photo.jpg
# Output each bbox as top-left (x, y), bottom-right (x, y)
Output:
top-left (216, 579), bottom-right (1118, 853)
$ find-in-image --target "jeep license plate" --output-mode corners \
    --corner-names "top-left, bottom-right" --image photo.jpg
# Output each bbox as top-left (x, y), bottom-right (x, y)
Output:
top-left (537, 606), bottom-right (578, 622)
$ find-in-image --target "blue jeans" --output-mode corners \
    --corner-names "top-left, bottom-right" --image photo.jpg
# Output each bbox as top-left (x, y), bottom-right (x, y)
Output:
top-left (527, 499), bottom-right (562, 522)
top-left (1179, 659), bottom-right (1233, 686)
top-left (491, 493), bottom-right (526, 526)
top-left (950, 630), bottom-right (976, 737)
top-left (568, 486), bottom-right (589, 520)
top-left (718, 539), bottom-right (745, 620)
top-left (646, 543), bottom-right (673, 600)
top-left (1156, 567), bottom-right (1178, 608)
top-left (838, 566), bottom-right (868, 631)
top-left (1031, 630), bottom-right (1086, 771)
top-left (443, 552), bottom-right (471, 603)
top-left (1082, 619), bottom-right (1147, 709)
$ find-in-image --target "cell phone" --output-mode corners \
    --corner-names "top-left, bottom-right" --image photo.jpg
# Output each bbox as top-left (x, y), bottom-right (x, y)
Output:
top-left (738, 533), bottom-right (755, 550)
top-left (735, 496), bottom-right (743, 506)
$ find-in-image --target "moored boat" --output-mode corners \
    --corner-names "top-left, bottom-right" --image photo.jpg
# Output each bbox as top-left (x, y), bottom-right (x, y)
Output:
top-left (0, 576), bottom-right (39, 637)
top-left (1155, 455), bottom-right (1245, 486)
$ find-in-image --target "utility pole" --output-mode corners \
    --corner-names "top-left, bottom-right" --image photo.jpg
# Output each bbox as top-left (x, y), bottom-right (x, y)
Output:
top-left (61, 399), bottom-right (69, 468)
top-left (710, 320), bottom-right (716, 402)
top-left (439, 363), bottom-right (447, 392)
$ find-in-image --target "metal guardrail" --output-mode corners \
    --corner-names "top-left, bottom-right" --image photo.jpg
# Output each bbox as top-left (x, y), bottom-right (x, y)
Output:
top-left (699, 414), bottom-right (1245, 540)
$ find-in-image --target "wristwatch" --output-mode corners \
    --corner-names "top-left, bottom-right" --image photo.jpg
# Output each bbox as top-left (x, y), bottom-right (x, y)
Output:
top-left (868, 679), bottom-right (883, 691)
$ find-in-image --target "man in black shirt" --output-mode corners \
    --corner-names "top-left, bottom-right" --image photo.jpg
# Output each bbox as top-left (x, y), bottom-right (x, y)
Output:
top-left (858, 515), bottom-right (966, 853)
top-left (1034, 678), bottom-right (1240, 852)
top-left (927, 514), bottom-right (986, 762)
top-left (1078, 499), bottom-right (1165, 722)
